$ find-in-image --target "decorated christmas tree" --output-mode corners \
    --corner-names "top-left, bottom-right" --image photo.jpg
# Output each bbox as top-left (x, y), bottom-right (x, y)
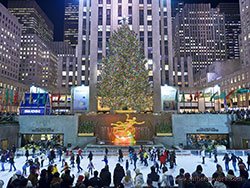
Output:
top-left (98, 24), bottom-right (152, 111)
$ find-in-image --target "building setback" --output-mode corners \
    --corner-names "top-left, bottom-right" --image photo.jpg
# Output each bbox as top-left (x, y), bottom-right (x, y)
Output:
top-left (217, 3), bottom-right (241, 60)
top-left (77, 0), bottom-right (173, 112)
top-left (49, 42), bottom-right (77, 92)
top-left (8, 0), bottom-right (54, 43)
top-left (64, 0), bottom-right (79, 49)
top-left (240, 0), bottom-right (250, 66)
top-left (174, 3), bottom-right (226, 72)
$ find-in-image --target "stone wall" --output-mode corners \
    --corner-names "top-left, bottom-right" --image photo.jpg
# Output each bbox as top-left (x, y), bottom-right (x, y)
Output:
top-left (231, 124), bottom-right (250, 149)
top-left (172, 114), bottom-right (231, 147)
top-left (0, 123), bottom-right (19, 150)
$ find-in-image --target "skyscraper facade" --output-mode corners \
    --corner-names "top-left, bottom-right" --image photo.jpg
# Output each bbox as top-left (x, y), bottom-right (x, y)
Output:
top-left (8, 0), bottom-right (54, 43)
top-left (77, 0), bottom-right (173, 112)
top-left (49, 42), bottom-right (77, 92)
top-left (8, 0), bottom-right (58, 91)
top-left (64, 0), bottom-right (79, 49)
top-left (239, 0), bottom-right (250, 66)
top-left (173, 4), bottom-right (226, 72)
top-left (0, 3), bottom-right (28, 112)
top-left (0, 3), bottom-right (21, 82)
top-left (217, 3), bottom-right (241, 60)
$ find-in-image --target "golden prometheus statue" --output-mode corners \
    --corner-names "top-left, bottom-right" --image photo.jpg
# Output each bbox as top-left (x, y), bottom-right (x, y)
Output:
top-left (111, 114), bottom-right (145, 145)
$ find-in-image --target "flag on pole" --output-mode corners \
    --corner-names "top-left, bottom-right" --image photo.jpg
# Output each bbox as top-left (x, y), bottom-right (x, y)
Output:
top-left (29, 92), bottom-right (33, 104)
top-left (5, 88), bottom-right (9, 105)
top-left (210, 91), bottom-right (218, 102)
top-left (37, 92), bottom-right (41, 107)
top-left (181, 92), bottom-right (185, 102)
top-left (189, 93), bottom-right (193, 102)
top-left (9, 89), bottom-right (14, 104)
top-left (14, 90), bottom-right (19, 105)
top-left (226, 89), bottom-right (236, 100)
top-left (194, 91), bottom-right (200, 101)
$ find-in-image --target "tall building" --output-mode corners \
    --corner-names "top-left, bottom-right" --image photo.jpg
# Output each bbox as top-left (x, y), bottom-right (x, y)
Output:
top-left (0, 3), bottom-right (21, 82)
top-left (19, 34), bottom-right (58, 91)
top-left (49, 42), bottom-right (77, 92)
top-left (173, 4), bottom-right (226, 72)
top-left (64, 0), bottom-right (79, 49)
top-left (8, 0), bottom-right (57, 91)
top-left (240, 0), bottom-right (250, 66)
top-left (77, 0), bottom-right (173, 112)
top-left (0, 3), bottom-right (29, 112)
top-left (8, 0), bottom-right (54, 43)
top-left (217, 3), bottom-right (241, 60)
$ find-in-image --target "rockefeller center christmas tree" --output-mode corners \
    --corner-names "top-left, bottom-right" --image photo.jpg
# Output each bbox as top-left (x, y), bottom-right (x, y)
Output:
top-left (98, 24), bottom-right (152, 112)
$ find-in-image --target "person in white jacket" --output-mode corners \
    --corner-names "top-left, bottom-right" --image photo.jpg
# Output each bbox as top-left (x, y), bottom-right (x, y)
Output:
top-left (122, 170), bottom-right (134, 188)
top-left (134, 169), bottom-right (144, 188)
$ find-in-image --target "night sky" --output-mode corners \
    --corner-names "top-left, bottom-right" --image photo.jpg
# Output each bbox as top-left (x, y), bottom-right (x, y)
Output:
top-left (0, 0), bottom-right (239, 41)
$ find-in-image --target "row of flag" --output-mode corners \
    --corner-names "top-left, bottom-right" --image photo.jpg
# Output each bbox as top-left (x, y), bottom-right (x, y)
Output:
top-left (0, 88), bottom-right (20, 105)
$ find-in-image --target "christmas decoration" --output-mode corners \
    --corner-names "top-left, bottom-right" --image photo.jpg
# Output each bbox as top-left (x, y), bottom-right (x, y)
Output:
top-left (98, 24), bottom-right (152, 111)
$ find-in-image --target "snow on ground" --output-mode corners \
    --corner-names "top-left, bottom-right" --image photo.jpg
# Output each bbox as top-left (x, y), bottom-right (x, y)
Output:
top-left (0, 153), bottom-right (248, 188)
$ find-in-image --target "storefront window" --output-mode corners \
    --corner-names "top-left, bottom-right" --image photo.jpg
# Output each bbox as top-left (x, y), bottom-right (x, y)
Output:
top-left (186, 134), bottom-right (229, 149)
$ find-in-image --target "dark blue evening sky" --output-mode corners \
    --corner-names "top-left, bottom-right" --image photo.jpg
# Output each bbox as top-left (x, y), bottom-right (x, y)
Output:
top-left (0, 0), bottom-right (239, 41)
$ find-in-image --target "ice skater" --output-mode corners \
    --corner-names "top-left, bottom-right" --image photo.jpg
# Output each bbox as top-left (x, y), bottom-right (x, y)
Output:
top-left (118, 149), bottom-right (123, 162)
top-left (87, 161), bottom-right (95, 175)
top-left (213, 148), bottom-right (218, 163)
top-left (231, 153), bottom-right (237, 172)
top-left (125, 159), bottom-right (129, 171)
top-left (102, 155), bottom-right (108, 166)
top-left (201, 149), bottom-right (205, 164)
top-left (25, 148), bottom-right (29, 161)
top-left (8, 152), bottom-right (16, 172)
top-left (88, 151), bottom-right (93, 162)
top-left (70, 153), bottom-right (75, 168)
top-left (223, 153), bottom-right (230, 171)
top-left (0, 153), bottom-right (6, 171)
top-left (76, 154), bottom-right (83, 173)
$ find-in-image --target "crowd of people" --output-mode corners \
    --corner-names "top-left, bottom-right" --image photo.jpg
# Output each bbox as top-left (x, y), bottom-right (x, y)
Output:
top-left (0, 145), bottom-right (250, 188)
top-left (228, 109), bottom-right (250, 122)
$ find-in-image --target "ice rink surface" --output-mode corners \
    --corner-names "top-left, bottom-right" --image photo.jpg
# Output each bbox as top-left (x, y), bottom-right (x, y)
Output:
top-left (0, 153), bottom-right (248, 188)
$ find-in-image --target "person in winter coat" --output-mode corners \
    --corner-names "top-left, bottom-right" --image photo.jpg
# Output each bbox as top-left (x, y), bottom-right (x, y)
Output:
top-left (175, 168), bottom-right (185, 188)
top-left (100, 165), bottom-right (111, 187)
top-left (50, 172), bottom-right (62, 188)
top-left (113, 163), bottom-right (125, 187)
top-left (8, 152), bottom-right (16, 172)
top-left (239, 163), bottom-right (249, 186)
top-left (183, 173), bottom-right (195, 188)
top-left (7, 170), bottom-right (25, 188)
top-left (83, 172), bottom-right (90, 187)
top-left (25, 149), bottom-right (29, 161)
top-left (1, 153), bottom-right (6, 171)
top-left (191, 165), bottom-right (203, 184)
top-left (121, 170), bottom-right (134, 188)
top-left (27, 167), bottom-right (38, 187)
top-left (88, 151), bottom-right (93, 162)
top-left (201, 149), bottom-right (205, 164)
top-left (231, 153), bottom-right (238, 172)
top-left (76, 154), bottom-right (83, 173)
top-left (118, 149), bottom-right (123, 162)
top-left (223, 153), bottom-right (230, 171)
top-left (61, 169), bottom-right (74, 188)
top-left (147, 166), bottom-right (160, 188)
top-left (194, 174), bottom-right (213, 188)
top-left (134, 169), bottom-right (144, 188)
top-left (213, 172), bottom-right (227, 188)
top-left (224, 169), bottom-right (242, 188)
top-left (89, 170), bottom-right (103, 188)
top-left (37, 169), bottom-right (49, 188)
top-left (160, 166), bottom-right (174, 188)
top-left (74, 175), bottom-right (85, 188)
